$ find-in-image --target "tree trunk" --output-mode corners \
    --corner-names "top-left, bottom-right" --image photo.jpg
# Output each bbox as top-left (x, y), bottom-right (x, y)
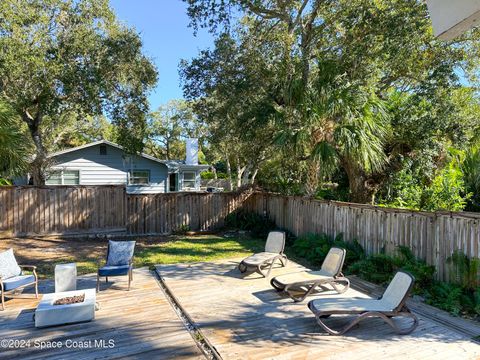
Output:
top-left (236, 165), bottom-right (246, 189)
top-left (250, 168), bottom-right (258, 184)
top-left (166, 139), bottom-right (171, 160)
top-left (241, 165), bottom-right (251, 186)
top-left (305, 159), bottom-right (320, 196)
top-left (24, 112), bottom-right (46, 185)
top-left (225, 155), bottom-right (233, 191)
top-left (342, 159), bottom-right (376, 204)
top-left (235, 155), bottom-right (245, 189)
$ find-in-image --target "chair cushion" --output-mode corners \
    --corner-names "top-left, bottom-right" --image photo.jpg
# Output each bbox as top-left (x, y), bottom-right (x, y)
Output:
top-left (308, 297), bottom-right (394, 314)
top-left (320, 247), bottom-right (345, 277)
top-left (0, 249), bottom-right (22, 280)
top-left (272, 270), bottom-right (333, 286)
top-left (106, 241), bottom-right (136, 266)
top-left (265, 231), bottom-right (285, 253)
top-left (98, 265), bottom-right (131, 277)
top-left (381, 271), bottom-right (415, 310)
top-left (2, 275), bottom-right (35, 291)
top-left (242, 252), bottom-right (280, 266)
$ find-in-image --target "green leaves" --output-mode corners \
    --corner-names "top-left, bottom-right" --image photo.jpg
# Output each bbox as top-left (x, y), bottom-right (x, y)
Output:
top-left (292, 232), bottom-right (365, 267)
top-left (0, 0), bottom-right (158, 179)
top-left (145, 100), bottom-right (206, 160)
top-left (0, 101), bottom-right (30, 177)
top-left (182, 0), bottom-right (480, 203)
top-left (463, 143), bottom-right (480, 211)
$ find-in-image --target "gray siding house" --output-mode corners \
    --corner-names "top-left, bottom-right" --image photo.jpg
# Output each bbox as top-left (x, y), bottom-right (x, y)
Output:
top-left (21, 140), bottom-right (209, 193)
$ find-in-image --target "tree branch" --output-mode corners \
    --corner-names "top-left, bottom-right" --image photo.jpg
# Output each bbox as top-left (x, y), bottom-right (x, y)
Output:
top-left (293, 0), bottom-right (310, 28)
top-left (244, 2), bottom-right (290, 22)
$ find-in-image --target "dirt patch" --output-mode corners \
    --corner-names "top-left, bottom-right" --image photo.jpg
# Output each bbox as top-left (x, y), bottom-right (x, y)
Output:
top-left (0, 235), bottom-right (173, 278)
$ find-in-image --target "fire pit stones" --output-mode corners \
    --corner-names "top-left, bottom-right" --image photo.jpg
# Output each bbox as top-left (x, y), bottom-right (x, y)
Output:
top-left (35, 289), bottom-right (96, 328)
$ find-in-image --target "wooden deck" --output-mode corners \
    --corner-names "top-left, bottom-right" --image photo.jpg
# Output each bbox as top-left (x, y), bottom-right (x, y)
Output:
top-left (157, 259), bottom-right (480, 360)
top-left (0, 268), bottom-right (204, 360)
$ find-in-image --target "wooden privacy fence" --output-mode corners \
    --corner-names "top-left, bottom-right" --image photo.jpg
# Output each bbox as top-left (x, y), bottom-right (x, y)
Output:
top-left (0, 186), bottom-right (249, 236)
top-left (126, 191), bottom-right (249, 234)
top-left (244, 193), bottom-right (480, 282)
top-left (1, 187), bottom-right (478, 281)
top-left (0, 186), bottom-right (127, 236)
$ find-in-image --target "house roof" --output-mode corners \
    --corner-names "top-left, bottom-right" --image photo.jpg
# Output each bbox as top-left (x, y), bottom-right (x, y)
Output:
top-left (48, 140), bottom-right (210, 171)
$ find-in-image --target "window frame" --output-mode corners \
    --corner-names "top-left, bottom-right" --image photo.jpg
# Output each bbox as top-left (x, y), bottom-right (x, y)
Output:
top-left (129, 169), bottom-right (151, 185)
top-left (182, 171), bottom-right (197, 189)
top-left (45, 169), bottom-right (80, 185)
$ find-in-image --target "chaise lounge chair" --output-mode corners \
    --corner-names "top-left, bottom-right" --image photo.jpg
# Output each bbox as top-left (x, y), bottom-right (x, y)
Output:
top-left (270, 247), bottom-right (349, 302)
top-left (0, 248), bottom-right (38, 310)
top-left (97, 240), bottom-right (135, 292)
top-left (238, 231), bottom-right (287, 278)
top-left (308, 271), bottom-right (418, 335)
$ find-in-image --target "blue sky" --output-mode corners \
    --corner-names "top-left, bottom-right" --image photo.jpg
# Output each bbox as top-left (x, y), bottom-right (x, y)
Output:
top-left (110, 0), bottom-right (214, 110)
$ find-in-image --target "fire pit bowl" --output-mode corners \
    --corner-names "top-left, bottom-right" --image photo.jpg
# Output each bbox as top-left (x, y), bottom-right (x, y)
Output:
top-left (35, 289), bottom-right (96, 328)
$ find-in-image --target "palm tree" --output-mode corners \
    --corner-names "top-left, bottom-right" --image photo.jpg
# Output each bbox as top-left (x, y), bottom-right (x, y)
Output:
top-left (276, 61), bottom-right (389, 201)
top-left (0, 101), bottom-right (30, 181)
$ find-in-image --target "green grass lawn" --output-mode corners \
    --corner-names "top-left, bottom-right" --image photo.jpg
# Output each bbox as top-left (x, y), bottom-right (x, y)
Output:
top-left (134, 236), bottom-right (265, 268)
top-left (32, 236), bottom-right (266, 279)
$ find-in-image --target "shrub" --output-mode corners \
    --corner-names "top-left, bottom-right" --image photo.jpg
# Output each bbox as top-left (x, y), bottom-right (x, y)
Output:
top-left (348, 254), bottom-right (399, 284)
top-left (200, 171), bottom-right (216, 180)
top-left (0, 178), bottom-right (11, 185)
top-left (200, 170), bottom-right (229, 180)
top-left (347, 246), bottom-right (435, 291)
top-left (424, 282), bottom-right (465, 316)
top-left (224, 209), bottom-right (276, 238)
top-left (475, 288), bottom-right (480, 316)
top-left (447, 251), bottom-right (480, 291)
top-left (292, 233), bottom-right (364, 267)
top-left (346, 246), bottom-right (480, 317)
top-left (173, 224), bottom-right (190, 235)
top-left (397, 246), bottom-right (435, 289)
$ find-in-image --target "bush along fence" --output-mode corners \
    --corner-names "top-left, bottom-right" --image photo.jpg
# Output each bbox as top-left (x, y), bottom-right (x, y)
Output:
top-left (243, 193), bottom-right (480, 283)
top-left (0, 186), bottom-right (249, 237)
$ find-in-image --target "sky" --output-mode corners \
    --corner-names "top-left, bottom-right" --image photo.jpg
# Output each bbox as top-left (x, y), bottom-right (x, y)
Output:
top-left (109, 0), bottom-right (214, 110)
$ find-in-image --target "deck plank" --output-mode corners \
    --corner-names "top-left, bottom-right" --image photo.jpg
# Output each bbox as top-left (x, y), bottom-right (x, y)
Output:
top-left (157, 259), bottom-right (480, 360)
top-left (0, 268), bottom-right (204, 360)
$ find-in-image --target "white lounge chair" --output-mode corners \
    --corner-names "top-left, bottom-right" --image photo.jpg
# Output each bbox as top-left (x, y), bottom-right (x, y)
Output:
top-left (308, 271), bottom-right (418, 335)
top-left (270, 247), bottom-right (349, 302)
top-left (238, 231), bottom-right (287, 277)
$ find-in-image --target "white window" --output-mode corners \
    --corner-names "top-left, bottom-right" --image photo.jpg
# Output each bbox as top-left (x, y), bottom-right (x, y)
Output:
top-left (46, 170), bottom-right (80, 185)
top-left (183, 172), bottom-right (196, 189)
top-left (129, 170), bottom-right (150, 185)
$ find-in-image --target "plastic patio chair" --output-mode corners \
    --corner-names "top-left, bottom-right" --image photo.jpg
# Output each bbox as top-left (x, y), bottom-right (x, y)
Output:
top-left (238, 231), bottom-right (288, 278)
top-left (270, 247), bottom-right (349, 302)
top-left (307, 271), bottom-right (418, 335)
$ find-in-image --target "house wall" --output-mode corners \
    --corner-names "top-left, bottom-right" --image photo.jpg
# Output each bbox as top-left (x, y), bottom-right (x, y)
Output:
top-left (427, 0), bottom-right (480, 40)
top-left (49, 144), bottom-right (168, 193)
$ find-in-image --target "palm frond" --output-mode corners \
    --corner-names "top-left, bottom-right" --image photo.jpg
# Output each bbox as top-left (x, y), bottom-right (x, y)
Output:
top-left (0, 101), bottom-right (30, 177)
